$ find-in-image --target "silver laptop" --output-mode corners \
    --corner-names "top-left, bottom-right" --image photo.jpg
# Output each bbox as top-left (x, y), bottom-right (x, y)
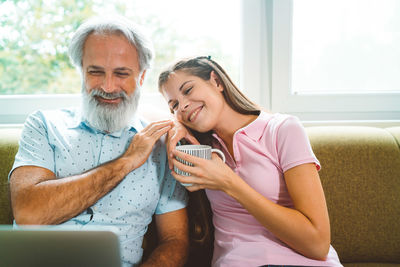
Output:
top-left (0, 226), bottom-right (122, 267)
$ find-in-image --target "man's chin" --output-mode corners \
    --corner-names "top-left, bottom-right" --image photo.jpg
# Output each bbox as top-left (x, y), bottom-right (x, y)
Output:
top-left (98, 104), bottom-right (121, 111)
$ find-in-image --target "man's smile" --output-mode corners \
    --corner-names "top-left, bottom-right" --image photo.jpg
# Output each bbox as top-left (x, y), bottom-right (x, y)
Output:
top-left (95, 95), bottom-right (123, 105)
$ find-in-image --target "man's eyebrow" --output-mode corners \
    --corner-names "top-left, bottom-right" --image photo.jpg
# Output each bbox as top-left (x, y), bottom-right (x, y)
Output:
top-left (114, 67), bottom-right (133, 72)
top-left (87, 65), bottom-right (103, 70)
top-left (86, 66), bottom-right (133, 72)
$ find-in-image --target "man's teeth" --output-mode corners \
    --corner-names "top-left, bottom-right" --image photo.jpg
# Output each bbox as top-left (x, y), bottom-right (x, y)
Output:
top-left (100, 96), bottom-right (117, 100)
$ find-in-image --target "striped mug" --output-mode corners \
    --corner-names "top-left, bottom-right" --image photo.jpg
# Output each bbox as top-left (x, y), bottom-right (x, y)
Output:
top-left (174, 145), bottom-right (226, 186)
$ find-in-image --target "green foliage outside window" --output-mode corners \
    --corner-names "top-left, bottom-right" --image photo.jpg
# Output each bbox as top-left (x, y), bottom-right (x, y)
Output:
top-left (0, 0), bottom-right (239, 95)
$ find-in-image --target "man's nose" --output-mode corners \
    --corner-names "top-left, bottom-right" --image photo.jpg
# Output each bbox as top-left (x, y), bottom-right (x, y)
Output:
top-left (102, 74), bottom-right (117, 93)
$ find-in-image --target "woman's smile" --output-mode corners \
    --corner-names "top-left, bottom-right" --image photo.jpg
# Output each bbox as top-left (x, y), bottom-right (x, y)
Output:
top-left (188, 105), bottom-right (204, 122)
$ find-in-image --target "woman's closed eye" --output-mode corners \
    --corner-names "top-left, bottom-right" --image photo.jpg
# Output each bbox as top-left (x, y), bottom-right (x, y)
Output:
top-left (171, 101), bottom-right (179, 111)
top-left (168, 86), bottom-right (193, 111)
top-left (183, 86), bottom-right (193, 95)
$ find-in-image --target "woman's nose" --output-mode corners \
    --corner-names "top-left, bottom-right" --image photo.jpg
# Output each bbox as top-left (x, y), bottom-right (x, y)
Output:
top-left (180, 100), bottom-right (189, 112)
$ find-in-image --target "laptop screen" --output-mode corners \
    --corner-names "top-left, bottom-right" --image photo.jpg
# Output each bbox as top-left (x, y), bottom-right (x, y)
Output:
top-left (0, 226), bottom-right (122, 267)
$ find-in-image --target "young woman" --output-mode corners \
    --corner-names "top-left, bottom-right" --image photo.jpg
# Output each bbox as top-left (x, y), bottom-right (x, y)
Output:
top-left (158, 56), bottom-right (342, 267)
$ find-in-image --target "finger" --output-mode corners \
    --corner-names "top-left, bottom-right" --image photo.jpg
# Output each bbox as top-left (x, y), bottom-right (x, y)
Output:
top-left (143, 120), bottom-right (173, 135)
top-left (142, 119), bottom-right (172, 130)
top-left (150, 124), bottom-right (172, 140)
top-left (171, 169), bottom-right (207, 191)
top-left (145, 120), bottom-right (173, 135)
top-left (184, 184), bottom-right (202, 192)
top-left (173, 149), bottom-right (204, 165)
top-left (185, 134), bottom-right (200, 145)
top-left (172, 158), bottom-right (196, 175)
top-left (171, 128), bottom-right (181, 140)
top-left (167, 135), bottom-right (178, 170)
top-left (170, 169), bottom-right (198, 185)
top-left (151, 120), bottom-right (174, 133)
top-left (211, 152), bottom-right (224, 162)
top-left (168, 131), bottom-right (180, 153)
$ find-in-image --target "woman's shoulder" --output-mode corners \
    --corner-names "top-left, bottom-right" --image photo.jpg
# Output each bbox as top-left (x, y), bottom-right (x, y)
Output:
top-left (259, 111), bottom-right (302, 133)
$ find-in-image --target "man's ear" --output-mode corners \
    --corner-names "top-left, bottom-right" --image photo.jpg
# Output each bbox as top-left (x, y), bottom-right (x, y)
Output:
top-left (139, 70), bottom-right (147, 86)
top-left (210, 71), bottom-right (223, 91)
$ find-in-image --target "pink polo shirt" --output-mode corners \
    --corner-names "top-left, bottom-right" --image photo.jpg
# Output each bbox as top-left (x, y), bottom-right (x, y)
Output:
top-left (207, 112), bottom-right (342, 267)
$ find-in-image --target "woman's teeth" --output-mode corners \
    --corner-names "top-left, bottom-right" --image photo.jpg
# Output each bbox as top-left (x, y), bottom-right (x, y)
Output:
top-left (189, 107), bottom-right (201, 122)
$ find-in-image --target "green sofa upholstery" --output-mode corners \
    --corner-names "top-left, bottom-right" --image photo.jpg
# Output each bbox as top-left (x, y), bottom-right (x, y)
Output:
top-left (1, 125), bottom-right (400, 267)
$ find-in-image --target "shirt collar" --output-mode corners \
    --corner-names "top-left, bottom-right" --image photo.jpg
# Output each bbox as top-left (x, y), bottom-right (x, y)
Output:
top-left (212, 111), bottom-right (271, 143)
top-left (241, 111), bottom-right (271, 141)
top-left (67, 108), bottom-right (144, 137)
top-left (67, 108), bottom-right (83, 129)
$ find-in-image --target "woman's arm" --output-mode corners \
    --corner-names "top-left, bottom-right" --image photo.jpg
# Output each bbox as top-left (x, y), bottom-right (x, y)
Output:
top-left (227, 163), bottom-right (331, 260)
top-left (171, 151), bottom-right (330, 260)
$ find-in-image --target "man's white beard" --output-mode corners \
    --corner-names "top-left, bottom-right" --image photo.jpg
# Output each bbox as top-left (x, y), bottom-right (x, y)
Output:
top-left (81, 85), bottom-right (141, 133)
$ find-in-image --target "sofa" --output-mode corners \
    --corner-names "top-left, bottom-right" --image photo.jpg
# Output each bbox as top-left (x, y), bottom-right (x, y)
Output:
top-left (1, 125), bottom-right (400, 267)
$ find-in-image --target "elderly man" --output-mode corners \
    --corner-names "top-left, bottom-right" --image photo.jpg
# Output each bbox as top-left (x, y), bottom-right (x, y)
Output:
top-left (9, 16), bottom-right (188, 267)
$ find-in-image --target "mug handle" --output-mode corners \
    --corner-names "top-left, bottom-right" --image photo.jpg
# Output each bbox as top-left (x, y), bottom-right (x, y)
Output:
top-left (211, 149), bottom-right (226, 163)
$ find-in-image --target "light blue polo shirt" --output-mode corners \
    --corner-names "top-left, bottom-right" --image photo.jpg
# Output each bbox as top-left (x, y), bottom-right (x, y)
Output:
top-left (10, 108), bottom-right (188, 267)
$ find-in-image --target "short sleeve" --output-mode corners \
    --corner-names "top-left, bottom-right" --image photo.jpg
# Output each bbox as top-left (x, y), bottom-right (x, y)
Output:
top-left (276, 116), bottom-right (320, 173)
top-left (155, 161), bottom-right (188, 214)
top-left (9, 111), bottom-right (55, 180)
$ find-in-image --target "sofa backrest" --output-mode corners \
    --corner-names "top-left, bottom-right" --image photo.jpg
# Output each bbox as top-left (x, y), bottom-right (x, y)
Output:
top-left (306, 126), bottom-right (400, 264)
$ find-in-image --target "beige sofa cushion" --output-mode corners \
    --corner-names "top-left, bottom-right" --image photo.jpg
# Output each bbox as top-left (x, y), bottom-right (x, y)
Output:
top-left (0, 128), bottom-right (21, 224)
top-left (307, 126), bottom-right (400, 264)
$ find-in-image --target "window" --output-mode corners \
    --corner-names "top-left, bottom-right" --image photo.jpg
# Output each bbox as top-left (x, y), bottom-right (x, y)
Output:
top-left (242, 0), bottom-right (400, 122)
top-left (0, 0), bottom-right (240, 123)
top-left (292, 0), bottom-right (400, 94)
top-left (2, 0), bottom-right (399, 125)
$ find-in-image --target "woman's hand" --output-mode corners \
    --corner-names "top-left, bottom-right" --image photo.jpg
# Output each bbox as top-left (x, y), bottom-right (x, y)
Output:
top-left (171, 149), bottom-right (238, 192)
top-left (167, 120), bottom-right (199, 169)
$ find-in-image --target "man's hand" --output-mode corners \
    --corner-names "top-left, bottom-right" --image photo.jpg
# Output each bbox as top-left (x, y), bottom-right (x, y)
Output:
top-left (123, 120), bottom-right (173, 170)
top-left (166, 120), bottom-right (199, 170)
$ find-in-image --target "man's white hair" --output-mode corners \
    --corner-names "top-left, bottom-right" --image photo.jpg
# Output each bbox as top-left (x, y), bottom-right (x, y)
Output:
top-left (68, 15), bottom-right (154, 74)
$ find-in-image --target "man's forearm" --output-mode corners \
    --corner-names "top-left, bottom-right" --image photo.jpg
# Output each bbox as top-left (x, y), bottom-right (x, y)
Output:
top-left (140, 239), bottom-right (188, 267)
top-left (11, 120), bottom-right (173, 225)
top-left (11, 156), bottom-right (133, 225)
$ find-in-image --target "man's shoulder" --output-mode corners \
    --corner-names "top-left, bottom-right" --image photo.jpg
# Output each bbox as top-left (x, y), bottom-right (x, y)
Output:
top-left (26, 107), bottom-right (80, 127)
top-left (36, 107), bottom-right (79, 119)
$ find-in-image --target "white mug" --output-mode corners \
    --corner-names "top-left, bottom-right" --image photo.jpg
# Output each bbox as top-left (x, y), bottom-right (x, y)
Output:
top-left (174, 145), bottom-right (226, 186)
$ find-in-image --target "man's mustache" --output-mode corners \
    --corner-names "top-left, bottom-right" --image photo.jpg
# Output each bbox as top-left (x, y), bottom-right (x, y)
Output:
top-left (89, 89), bottom-right (128, 101)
